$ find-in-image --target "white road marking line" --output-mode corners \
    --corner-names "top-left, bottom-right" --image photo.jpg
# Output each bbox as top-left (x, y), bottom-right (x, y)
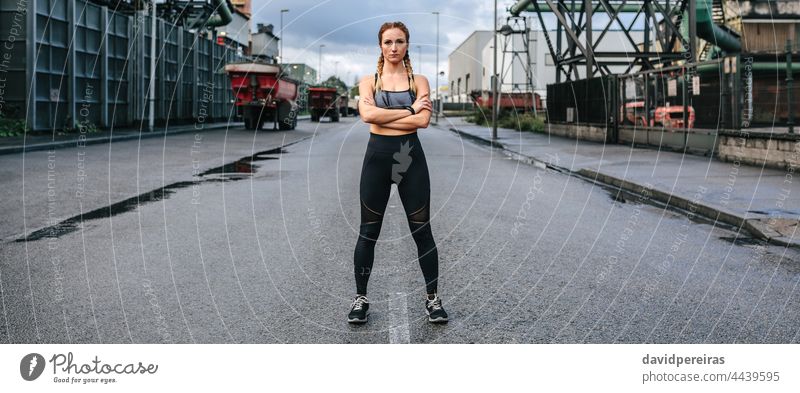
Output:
top-left (389, 292), bottom-right (410, 344)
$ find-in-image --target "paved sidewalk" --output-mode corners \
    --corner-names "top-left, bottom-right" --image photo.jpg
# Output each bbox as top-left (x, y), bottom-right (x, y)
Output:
top-left (0, 115), bottom-right (311, 155)
top-left (435, 117), bottom-right (799, 248)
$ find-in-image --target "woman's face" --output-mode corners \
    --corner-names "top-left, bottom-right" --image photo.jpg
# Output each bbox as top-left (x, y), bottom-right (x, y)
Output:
top-left (380, 28), bottom-right (408, 64)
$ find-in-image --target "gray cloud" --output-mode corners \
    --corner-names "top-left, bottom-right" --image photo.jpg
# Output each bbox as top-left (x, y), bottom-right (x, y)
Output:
top-left (252, 0), bottom-right (513, 86)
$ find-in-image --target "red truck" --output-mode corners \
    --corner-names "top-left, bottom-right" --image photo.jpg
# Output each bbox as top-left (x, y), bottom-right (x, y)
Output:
top-left (225, 62), bottom-right (299, 130)
top-left (620, 101), bottom-right (695, 129)
top-left (470, 90), bottom-right (542, 112)
top-left (308, 87), bottom-right (340, 122)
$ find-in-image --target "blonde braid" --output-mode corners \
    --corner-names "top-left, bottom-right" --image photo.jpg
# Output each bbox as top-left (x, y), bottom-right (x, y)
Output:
top-left (403, 53), bottom-right (417, 96)
top-left (375, 54), bottom-right (385, 92)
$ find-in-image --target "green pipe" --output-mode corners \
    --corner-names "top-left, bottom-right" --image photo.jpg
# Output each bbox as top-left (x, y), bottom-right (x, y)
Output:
top-left (190, 0), bottom-right (233, 29)
top-left (695, 0), bottom-right (740, 53)
top-left (695, 61), bottom-right (800, 74)
top-left (509, 0), bottom-right (532, 16)
top-left (746, 62), bottom-right (800, 73)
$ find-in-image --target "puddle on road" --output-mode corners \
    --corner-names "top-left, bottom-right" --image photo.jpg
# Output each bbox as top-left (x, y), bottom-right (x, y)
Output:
top-left (719, 236), bottom-right (766, 247)
top-left (17, 181), bottom-right (197, 242)
top-left (197, 148), bottom-right (284, 177)
top-left (16, 147), bottom-right (286, 242)
top-left (747, 208), bottom-right (800, 217)
top-left (609, 190), bottom-right (627, 204)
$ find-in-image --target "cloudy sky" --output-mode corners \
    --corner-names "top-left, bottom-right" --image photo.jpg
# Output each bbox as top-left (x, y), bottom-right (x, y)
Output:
top-left (250, 0), bottom-right (518, 88)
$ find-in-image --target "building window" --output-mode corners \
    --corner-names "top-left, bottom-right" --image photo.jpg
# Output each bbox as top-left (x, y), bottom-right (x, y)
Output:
top-left (465, 74), bottom-right (470, 96)
top-left (457, 78), bottom-right (461, 103)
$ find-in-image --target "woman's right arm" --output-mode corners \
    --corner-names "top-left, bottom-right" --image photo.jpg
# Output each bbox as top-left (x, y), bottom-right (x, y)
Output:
top-left (358, 75), bottom-right (413, 124)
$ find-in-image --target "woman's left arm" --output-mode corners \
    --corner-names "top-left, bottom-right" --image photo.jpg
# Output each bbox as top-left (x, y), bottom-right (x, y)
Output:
top-left (377, 75), bottom-right (432, 130)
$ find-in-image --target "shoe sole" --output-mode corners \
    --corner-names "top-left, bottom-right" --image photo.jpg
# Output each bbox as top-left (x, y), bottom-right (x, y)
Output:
top-left (347, 312), bottom-right (369, 324)
top-left (425, 309), bottom-right (448, 323)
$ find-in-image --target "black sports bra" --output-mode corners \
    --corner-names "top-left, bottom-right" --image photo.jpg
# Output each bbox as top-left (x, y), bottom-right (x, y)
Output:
top-left (373, 73), bottom-right (416, 109)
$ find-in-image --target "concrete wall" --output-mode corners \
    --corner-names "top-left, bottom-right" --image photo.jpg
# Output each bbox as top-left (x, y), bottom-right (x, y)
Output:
top-left (619, 126), bottom-right (718, 156)
top-left (545, 122), bottom-right (607, 143)
top-left (719, 131), bottom-right (800, 170)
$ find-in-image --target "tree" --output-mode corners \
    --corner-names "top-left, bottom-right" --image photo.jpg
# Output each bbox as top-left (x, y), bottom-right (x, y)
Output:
top-left (322, 76), bottom-right (347, 95)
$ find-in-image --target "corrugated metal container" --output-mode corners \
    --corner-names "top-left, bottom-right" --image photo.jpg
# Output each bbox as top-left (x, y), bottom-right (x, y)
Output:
top-left (741, 22), bottom-right (798, 53)
top-left (1, 0), bottom-right (245, 131)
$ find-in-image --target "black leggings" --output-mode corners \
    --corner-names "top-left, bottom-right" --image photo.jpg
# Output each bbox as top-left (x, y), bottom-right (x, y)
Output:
top-left (354, 132), bottom-right (439, 295)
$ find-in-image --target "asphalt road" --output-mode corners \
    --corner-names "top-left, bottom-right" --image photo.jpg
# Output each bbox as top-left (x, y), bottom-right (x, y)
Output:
top-left (1, 116), bottom-right (799, 343)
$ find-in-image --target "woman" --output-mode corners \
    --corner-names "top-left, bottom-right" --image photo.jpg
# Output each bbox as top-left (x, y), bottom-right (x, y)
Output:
top-left (347, 21), bottom-right (448, 324)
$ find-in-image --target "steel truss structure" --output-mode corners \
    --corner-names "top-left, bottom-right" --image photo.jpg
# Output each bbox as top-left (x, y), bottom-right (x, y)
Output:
top-left (511, 0), bottom-right (699, 82)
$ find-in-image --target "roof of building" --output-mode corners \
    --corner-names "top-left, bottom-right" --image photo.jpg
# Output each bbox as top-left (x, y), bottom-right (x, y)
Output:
top-left (449, 30), bottom-right (493, 58)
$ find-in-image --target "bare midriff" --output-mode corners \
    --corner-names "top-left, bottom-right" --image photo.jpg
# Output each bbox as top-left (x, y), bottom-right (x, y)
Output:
top-left (369, 124), bottom-right (417, 136)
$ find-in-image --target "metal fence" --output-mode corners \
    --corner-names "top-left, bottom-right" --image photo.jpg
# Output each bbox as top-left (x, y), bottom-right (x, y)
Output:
top-left (0, 0), bottom-right (244, 131)
top-left (546, 76), bottom-right (616, 125)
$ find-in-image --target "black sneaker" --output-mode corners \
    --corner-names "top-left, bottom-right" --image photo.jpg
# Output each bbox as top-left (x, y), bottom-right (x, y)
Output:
top-left (425, 293), bottom-right (448, 323)
top-left (347, 295), bottom-right (370, 324)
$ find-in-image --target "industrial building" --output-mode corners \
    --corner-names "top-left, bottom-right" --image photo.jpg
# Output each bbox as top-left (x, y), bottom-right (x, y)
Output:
top-left (283, 64), bottom-right (318, 85)
top-left (486, 0), bottom-right (799, 170)
top-left (449, 28), bottom-right (644, 104)
top-left (0, 0), bottom-right (319, 132)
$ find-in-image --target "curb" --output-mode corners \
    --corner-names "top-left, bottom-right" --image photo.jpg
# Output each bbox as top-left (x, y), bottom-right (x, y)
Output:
top-left (447, 125), bottom-right (799, 249)
top-left (0, 123), bottom-right (238, 156)
top-left (0, 116), bottom-right (311, 156)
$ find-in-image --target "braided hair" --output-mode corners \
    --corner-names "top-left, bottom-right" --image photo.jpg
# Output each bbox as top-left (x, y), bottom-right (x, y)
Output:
top-left (375, 21), bottom-right (417, 96)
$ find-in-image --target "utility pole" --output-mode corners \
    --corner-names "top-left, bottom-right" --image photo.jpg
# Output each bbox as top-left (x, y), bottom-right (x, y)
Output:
top-left (433, 11), bottom-right (440, 124)
top-left (280, 9), bottom-right (289, 64)
top-left (788, 39), bottom-right (795, 134)
top-left (417, 45), bottom-right (422, 75)
top-left (492, 0), bottom-right (497, 140)
top-left (318, 44), bottom-right (325, 83)
top-left (148, 0), bottom-right (156, 130)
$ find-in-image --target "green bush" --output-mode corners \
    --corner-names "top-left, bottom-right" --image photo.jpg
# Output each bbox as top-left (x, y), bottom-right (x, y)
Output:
top-left (0, 113), bottom-right (28, 137)
top-left (464, 108), bottom-right (491, 126)
top-left (465, 109), bottom-right (544, 133)
top-left (61, 117), bottom-right (101, 134)
top-left (500, 112), bottom-right (545, 133)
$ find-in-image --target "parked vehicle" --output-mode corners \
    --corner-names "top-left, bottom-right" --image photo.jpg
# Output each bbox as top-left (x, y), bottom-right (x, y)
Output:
top-left (225, 62), bottom-right (299, 130)
top-left (469, 90), bottom-right (543, 112)
top-left (348, 97), bottom-right (360, 116)
top-left (337, 94), bottom-right (349, 117)
top-left (620, 101), bottom-right (695, 129)
top-left (308, 87), bottom-right (340, 122)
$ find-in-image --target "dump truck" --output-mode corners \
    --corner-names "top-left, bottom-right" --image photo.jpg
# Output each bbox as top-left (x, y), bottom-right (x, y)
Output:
top-left (308, 87), bottom-right (340, 122)
top-left (225, 62), bottom-right (299, 130)
top-left (337, 94), bottom-right (349, 118)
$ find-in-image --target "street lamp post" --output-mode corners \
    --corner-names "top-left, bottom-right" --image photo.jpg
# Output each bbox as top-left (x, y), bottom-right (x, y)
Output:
top-left (492, 0), bottom-right (498, 140)
top-left (280, 9), bottom-right (289, 64)
top-left (433, 11), bottom-right (439, 124)
top-left (318, 44), bottom-right (325, 83)
top-left (416, 45), bottom-right (422, 75)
